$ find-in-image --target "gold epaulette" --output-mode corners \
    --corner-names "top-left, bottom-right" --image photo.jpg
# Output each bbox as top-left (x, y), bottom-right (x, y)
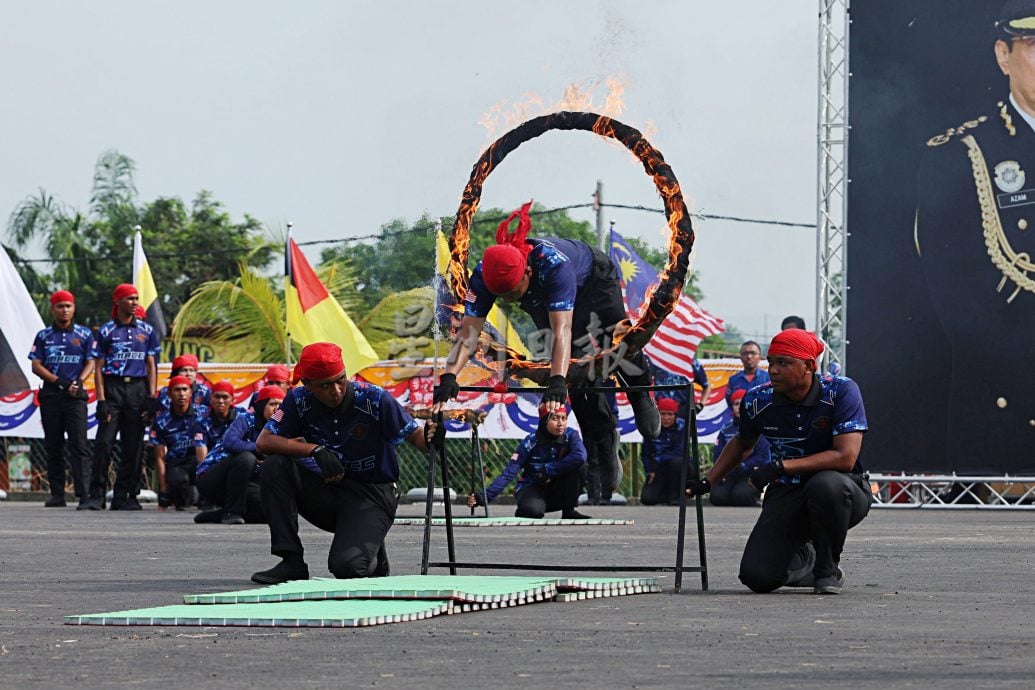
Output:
top-left (926, 115), bottom-right (989, 147)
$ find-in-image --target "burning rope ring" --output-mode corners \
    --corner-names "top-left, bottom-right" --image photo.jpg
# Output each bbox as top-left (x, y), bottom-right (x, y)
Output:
top-left (447, 110), bottom-right (696, 382)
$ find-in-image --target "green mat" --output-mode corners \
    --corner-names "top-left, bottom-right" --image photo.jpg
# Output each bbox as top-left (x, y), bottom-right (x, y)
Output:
top-left (393, 516), bottom-right (634, 527)
top-left (184, 575), bottom-right (559, 605)
top-left (64, 599), bottom-right (451, 628)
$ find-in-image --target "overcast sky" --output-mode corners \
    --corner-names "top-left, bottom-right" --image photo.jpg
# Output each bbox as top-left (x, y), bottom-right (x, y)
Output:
top-left (1, 0), bottom-right (819, 342)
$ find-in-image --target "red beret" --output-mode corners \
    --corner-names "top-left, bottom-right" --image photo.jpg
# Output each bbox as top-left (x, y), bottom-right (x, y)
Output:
top-left (112, 283), bottom-right (138, 301)
top-left (729, 389), bottom-right (747, 403)
top-left (168, 375), bottom-right (192, 389)
top-left (767, 329), bottom-right (824, 364)
top-left (264, 364), bottom-right (291, 383)
top-left (656, 397), bottom-right (680, 412)
top-left (482, 244), bottom-right (528, 295)
top-left (172, 354), bottom-right (200, 371)
top-left (50, 290), bottom-right (75, 305)
top-left (257, 385), bottom-right (286, 402)
top-left (211, 380), bottom-right (235, 397)
top-left (295, 342), bottom-right (345, 382)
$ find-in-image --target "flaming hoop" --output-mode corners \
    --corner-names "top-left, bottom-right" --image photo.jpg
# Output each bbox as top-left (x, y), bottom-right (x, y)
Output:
top-left (447, 110), bottom-right (695, 382)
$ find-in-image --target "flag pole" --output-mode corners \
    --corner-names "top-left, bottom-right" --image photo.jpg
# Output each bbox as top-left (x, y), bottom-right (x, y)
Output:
top-left (285, 222), bottom-right (293, 365)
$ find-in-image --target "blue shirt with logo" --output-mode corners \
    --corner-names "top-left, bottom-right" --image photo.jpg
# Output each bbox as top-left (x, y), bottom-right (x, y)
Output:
top-left (28, 323), bottom-right (95, 381)
top-left (483, 427), bottom-right (587, 504)
top-left (192, 405), bottom-right (245, 451)
top-left (264, 382), bottom-right (418, 484)
top-left (92, 318), bottom-right (161, 378)
top-left (465, 238), bottom-right (596, 321)
top-left (150, 404), bottom-right (208, 466)
top-left (738, 375), bottom-right (868, 485)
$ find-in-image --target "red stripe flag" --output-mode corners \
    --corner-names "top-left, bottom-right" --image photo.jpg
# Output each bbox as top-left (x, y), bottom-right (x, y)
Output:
top-left (609, 229), bottom-right (725, 379)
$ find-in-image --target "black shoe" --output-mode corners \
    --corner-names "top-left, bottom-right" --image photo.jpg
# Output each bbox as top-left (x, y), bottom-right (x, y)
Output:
top-left (251, 558), bottom-right (309, 585)
top-left (125, 496), bottom-right (143, 510)
top-left (374, 546), bottom-right (390, 577)
top-left (76, 498), bottom-right (91, 511)
top-left (814, 567), bottom-right (846, 595)
top-left (628, 391), bottom-right (661, 439)
top-left (45, 495), bottom-right (67, 508)
top-left (562, 509), bottom-right (592, 519)
top-left (174, 504), bottom-right (186, 512)
top-left (194, 509), bottom-right (223, 524)
top-left (82, 497), bottom-right (103, 511)
top-left (220, 513), bottom-right (246, 525)
top-left (785, 543), bottom-right (817, 587)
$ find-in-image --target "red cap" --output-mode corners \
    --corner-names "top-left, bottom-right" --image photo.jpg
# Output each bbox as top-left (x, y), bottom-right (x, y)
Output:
top-left (257, 385), bottom-right (286, 402)
top-left (481, 244), bottom-right (528, 295)
top-left (50, 290), bottom-right (75, 305)
top-left (657, 397), bottom-right (680, 413)
top-left (767, 329), bottom-right (824, 364)
top-left (264, 364), bottom-right (291, 383)
top-left (211, 380), bottom-right (235, 397)
top-left (112, 284), bottom-right (138, 301)
top-left (172, 354), bottom-right (200, 371)
top-left (168, 375), bottom-right (192, 389)
top-left (294, 342), bottom-right (345, 382)
top-left (729, 389), bottom-right (747, 403)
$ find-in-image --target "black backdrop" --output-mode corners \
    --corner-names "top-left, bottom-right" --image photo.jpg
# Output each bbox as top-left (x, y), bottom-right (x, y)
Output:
top-left (846, 0), bottom-right (1014, 472)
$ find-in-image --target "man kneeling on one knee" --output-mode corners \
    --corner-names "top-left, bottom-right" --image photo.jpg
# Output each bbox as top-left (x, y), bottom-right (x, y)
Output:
top-left (686, 329), bottom-right (873, 595)
top-left (251, 342), bottom-right (441, 585)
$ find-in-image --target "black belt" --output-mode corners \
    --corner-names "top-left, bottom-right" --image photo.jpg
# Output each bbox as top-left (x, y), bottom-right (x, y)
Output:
top-left (109, 376), bottom-right (147, 383)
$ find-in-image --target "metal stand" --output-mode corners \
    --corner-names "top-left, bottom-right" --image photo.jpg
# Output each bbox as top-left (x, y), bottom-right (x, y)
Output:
top-left (470, 423), bottom-right (489, 517)
top-left (420, 382), bottom-right (709, 592)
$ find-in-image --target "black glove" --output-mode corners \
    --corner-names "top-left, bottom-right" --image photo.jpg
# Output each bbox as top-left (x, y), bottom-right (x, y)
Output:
top-left (694, 400), bottom-right (705, 414)
top-left (541, 375), bottom-right (567, 406)
top-left (685, 478), bottom-right (712, 497)
top-left (433, 373), bottom-right (459, 405)
top-left (424, 415), bottom-right (446, 448)
top-left (748, 459), bottom-right (785, 492)
top-left (96, 400), bottom-right (110, 421)
top-left (158, 491), bottom-right (172, 508)
top-left (55, 377), bottom-right (73, 391)
top-left (312, 445), bottom-right (345, 480)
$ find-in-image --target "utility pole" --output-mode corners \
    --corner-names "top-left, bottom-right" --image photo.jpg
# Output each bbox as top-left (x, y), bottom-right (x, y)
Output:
top-left (595, 179), bottom-right (606, 251)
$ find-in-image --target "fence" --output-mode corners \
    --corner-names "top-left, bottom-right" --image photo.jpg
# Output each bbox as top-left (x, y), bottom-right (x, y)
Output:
top-left (0, 435), bottom-right (715, 501)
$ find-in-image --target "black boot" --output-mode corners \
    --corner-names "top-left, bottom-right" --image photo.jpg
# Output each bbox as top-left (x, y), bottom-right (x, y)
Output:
top-left (251, 556), bottom-right (309, 585)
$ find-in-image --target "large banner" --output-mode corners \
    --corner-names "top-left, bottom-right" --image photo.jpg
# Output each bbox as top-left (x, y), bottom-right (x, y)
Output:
top-left (847, 1), bottom-right (1034, 473)
top-left (0, 359), bottom-right (747, 443)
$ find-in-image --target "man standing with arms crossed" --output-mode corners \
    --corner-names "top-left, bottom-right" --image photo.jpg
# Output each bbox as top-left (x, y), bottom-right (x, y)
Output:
top-left (28, 290), bottom-right (95, 508)
top-left (84, 284), bottom-right (161, 511)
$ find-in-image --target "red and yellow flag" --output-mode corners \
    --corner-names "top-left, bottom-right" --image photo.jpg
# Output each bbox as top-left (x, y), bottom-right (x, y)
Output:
top-left (286, 238), bottom-right (379, 373)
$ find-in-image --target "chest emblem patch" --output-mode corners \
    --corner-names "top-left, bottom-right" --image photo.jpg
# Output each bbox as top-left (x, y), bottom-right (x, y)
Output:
top-left (994, 160), bottom-right (1025, 194)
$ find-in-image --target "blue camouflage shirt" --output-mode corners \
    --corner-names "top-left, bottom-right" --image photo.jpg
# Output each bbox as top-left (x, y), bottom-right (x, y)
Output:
top-left (715, 419), bottom-right (772, 478)
top-left (484, 427), bottom-right (587, 503)
top-left (92, 318), bottom-right (161, 378)
top-left (192, 405), bottom-right (245, 451)
top-left (738, 375), bottom-right (868, 485)
top-left (465, 238), bottom-right (596, 321)
top-left (150, 404), bottom-right (208, 466)
top-left (642, 418), bottom-right (687, 474)
top-left (197, 411), bottom-right (262, 476)
top-left (28, 323), bottom-right (95, 382)
top-left (264, 382), bottom-right (418, 484)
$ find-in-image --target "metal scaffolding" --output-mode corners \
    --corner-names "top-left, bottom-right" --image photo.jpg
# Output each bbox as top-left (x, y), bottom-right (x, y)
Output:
top-left (816, 0), bottom-right (850, 370)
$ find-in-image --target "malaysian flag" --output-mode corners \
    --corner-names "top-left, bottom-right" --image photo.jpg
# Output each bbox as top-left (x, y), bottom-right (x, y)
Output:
top-left (609, 229), bottom-right (725, 379)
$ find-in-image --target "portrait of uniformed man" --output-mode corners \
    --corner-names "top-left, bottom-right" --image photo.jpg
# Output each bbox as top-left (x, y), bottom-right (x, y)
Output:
top-left (914, 0), bottom-right (1035, 470)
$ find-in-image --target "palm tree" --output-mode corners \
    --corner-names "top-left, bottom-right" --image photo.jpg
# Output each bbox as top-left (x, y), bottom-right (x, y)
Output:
top-left (171, 258), bottom-right (363, 363)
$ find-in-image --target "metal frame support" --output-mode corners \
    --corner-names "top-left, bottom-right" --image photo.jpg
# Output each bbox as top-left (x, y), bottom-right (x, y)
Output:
top-left (869, 474), bottom-right (1035, 509)
top-left (817, 0), bottom-right (850, 370)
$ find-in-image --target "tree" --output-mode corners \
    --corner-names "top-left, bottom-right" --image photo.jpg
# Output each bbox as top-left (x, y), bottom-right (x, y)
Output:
top-left (5, 150), bottom-right (275, 327)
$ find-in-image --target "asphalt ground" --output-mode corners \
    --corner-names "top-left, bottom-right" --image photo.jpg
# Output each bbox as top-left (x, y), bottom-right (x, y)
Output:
top-left (1, 500), bottom-right (1032, 689)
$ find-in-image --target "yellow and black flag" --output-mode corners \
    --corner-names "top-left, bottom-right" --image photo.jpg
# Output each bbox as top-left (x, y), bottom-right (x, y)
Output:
top-left (133, 231), bottom-right (167, 335)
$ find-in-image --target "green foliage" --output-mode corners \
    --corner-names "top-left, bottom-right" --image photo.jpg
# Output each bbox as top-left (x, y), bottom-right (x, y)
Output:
top-left (5, 150), bottom-right (274, 328)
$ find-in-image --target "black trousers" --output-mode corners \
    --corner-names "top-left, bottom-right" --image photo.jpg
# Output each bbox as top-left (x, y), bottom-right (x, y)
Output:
top-left (196, 452), bottom-right (266, 523)
top-left (260, 454), bottom-right (396, 578)
top-left (640, 461), bottom-right (685, 506)
top-left (514, 467), bottom-right (584, 518)
top-left (38, 386), bottom-right (89, 498)
top-left (738, 471), bottom-right (872, 593)
top-left (90, 378), bottom-right (149, 501)
top-left (165, 462), bottom-right (195, 508)
top-left (531, 250), bottom-right (649, 501)
top-left (710, 476), bottom-right (760, 507)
